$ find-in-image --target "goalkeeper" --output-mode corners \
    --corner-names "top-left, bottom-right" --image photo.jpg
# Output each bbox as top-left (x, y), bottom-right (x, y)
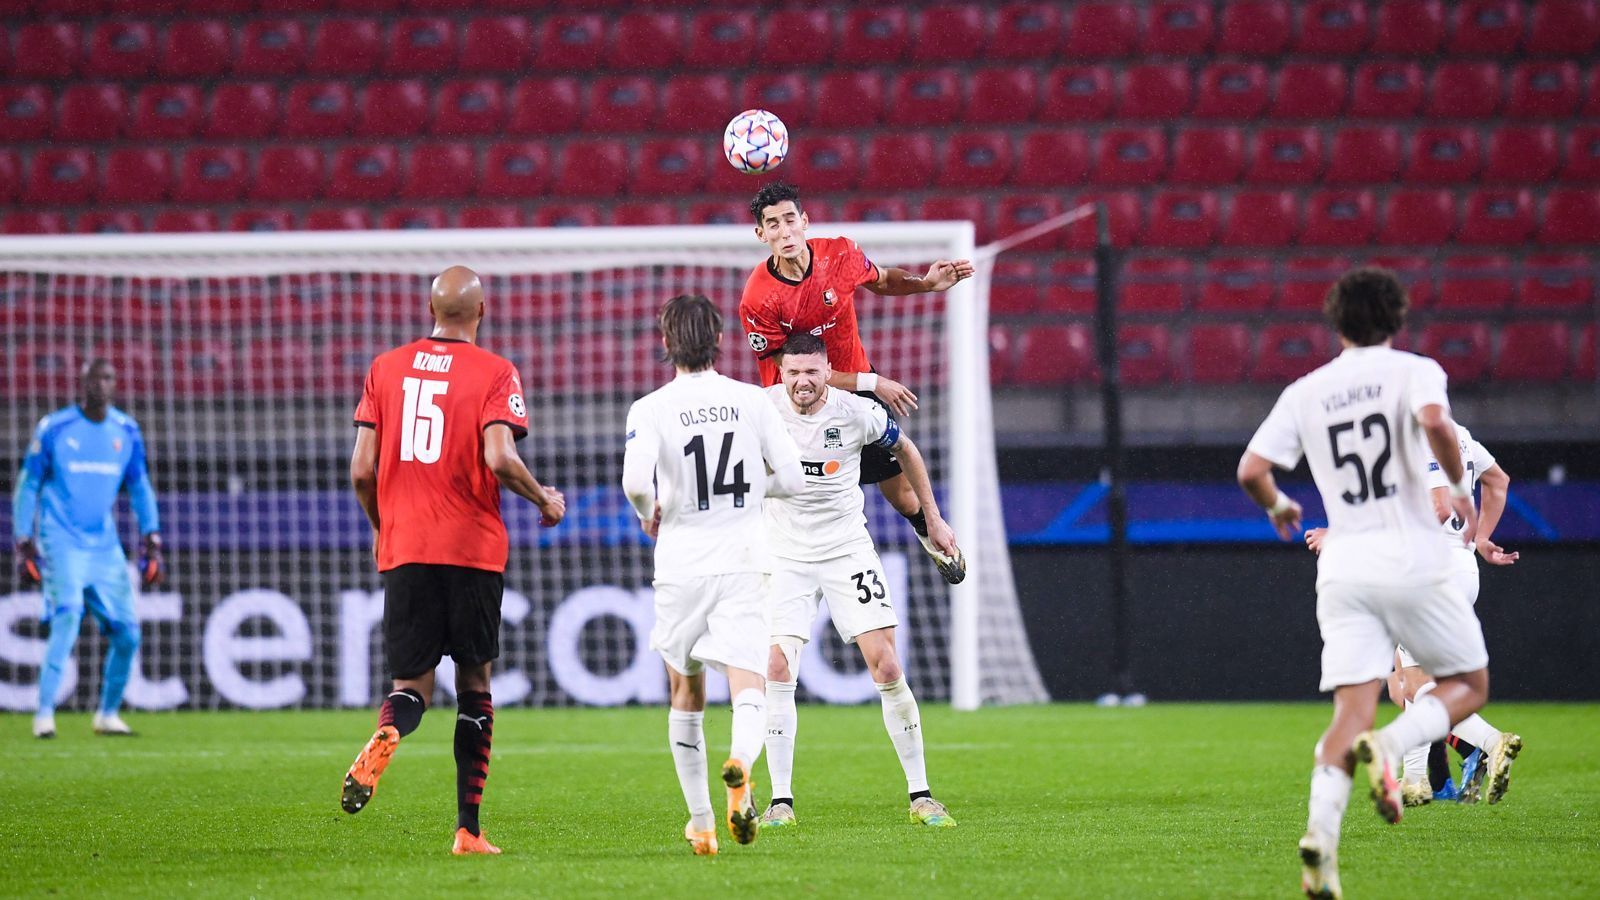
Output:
top-left (12, 359), bottom-right (163, 739)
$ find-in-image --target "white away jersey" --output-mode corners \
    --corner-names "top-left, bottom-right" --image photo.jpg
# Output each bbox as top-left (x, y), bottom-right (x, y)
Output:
top-left (1247, 345), bottom-right (1455, 588)
top-left (763, 385), bottom-right (898, 562)
top-left (1426, 423), bottom-right (1496, 544)
top-left (623, 370), bottom-right (801, 579)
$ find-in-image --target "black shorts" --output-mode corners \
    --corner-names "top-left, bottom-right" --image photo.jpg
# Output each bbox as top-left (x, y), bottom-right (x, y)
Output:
top-left (382, 563), bottom-right (503, 680)
top-left (853, 390), bottom-right (903, 485)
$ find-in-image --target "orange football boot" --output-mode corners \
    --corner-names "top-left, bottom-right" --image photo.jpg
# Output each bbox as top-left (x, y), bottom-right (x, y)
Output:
top-left (341, 725), bottom-right (399, 814)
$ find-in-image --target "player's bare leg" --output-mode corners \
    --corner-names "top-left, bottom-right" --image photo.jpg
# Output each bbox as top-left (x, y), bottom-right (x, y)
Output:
top-left (343, 671), bottom-right (430, 815)
top-left (857, 627), bottom-right (954, 827)
top-left (451, 662), bottom-right (500, 855)
top-left (878, 474), bottom-right (966, 585)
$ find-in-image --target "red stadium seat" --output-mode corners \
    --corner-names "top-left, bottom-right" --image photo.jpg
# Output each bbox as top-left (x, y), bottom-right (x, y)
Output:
top-left (1448, 0), bottom-right (1523, 54)
top-left (1527, 0), bottom-right (1600, 54)
top-left (24, 149), bottom-right (96, 205)
top-left (1437, 254), bottom-right (1514, 309)
top-left (995, 194), bottom-right (1065, 250)
top-left (1484, 126), bottom-right (1559, 183)
top-left (432, 80), bottom-right (504, 137)
top-left (685, 201), bottom-right (743, 226)
top-left (1408, 127), bottom-right (1481, 184)
top-left (1066, 192), bottom-right (1141, 249)
top-left (1145, 192), bottom-right (1219, 248)
top-left (1279, 256), bottom-right (1349, 310)
top-left (813, 71), bottom-right (884, 129)
top-left (841, 197), bottom-right (911, 223)
top-left (206, 83), bottom-right (279, 139)
top-left (305, 207), bottom-right (373, 231)
top-left (357, 80), bottom-right (429, 137)
top-left (632, 138), bottom-right (708, 195)
top-left (1562, 127), bottom-right (1600, 182)
top-left (606, 12), bottom-right (682, 71)
top-left (1578, 324), bottom-right (1598, 381)
top-left (55, 84), bottom-right (126, 140)
top-left (1119, 257), bottom-right (1190, 312)
top-left (1144, 1), bottom-right (1214, 53)
top-left (1118, 325), bottom-right (1175, 386)
top-left (1040, 66), bottom-right (1115, 121)
top-left (458, 205), bottom-right (523, 228)
top-left (1425, 62), bottom-right (1501, 119)
top-left (169, 340), bottom-right (238, 397)
top-left (1120, 63), bottom-right (1192, 119)
top-left (1197, 258), bottom-right (1274, 312)
top-left (7, 342), bottom-right (79, 399)
top-left (1217, 0), bottom-right (1291, 55)
top-left (1302, 190), bottom-right (1376, 245)
top-left (235, 20), bottom-right (305, 77)
top-left (1253, 324), bottom-right (1333, 383)
top-left (990, 259), bottom-right (1041, 315)
top-left (1508, 62), bottom-right (1581, 119)
top-left (308, 18), bottom-right (383, 76)
top-left (739, 74), bottom-right (811, 125)
top-left (911, 4), bottom-right (989, 62)
top-left (991, 3), bottom-right (1064, 59)
top-left (161, 19), bottom-right (231, 78)
top-left (251, 144), bottom-right (323, 201)
top-left (1041, 259), bottom-right (1098, 313)
top-left (1170, 128), bottom-right (1243, 185)
top-left (379, 206), bottom-right (447, 231)
top-left (1325, 127), bottom-right (1401, 184)
top-left (283, 81), bottom-right (354, 138)
top-left (1248, 127), bottom-right (1323, 184)
top-left (13, 24), bottom-right (82, 79)
top-left (1223, 190), bottom-right (1299, 247)
top-left (989, 326), bottom-right (1017, 385)
top-left (1015, 130), bottom-right (1091, 187)
top-left (327, 144), bottom-right (398, 201)
top-left (920, 196), bottom-right (993, 243)
top-left (2, 212), bottom-right (68, 234)
top-left (1519, 254), bottom-right (1595, 309)
top-left (966, 67), bottom-right (1038, 124)
top-left (1538, 189), bottom-right (1600, 244)
top-left (402, 142), bottom-right (476, 199)
top-left (0, 86), bottom-right (52, 141)
top-left (611, 202), bottom-right (675, 227)
top-left (890, 68), bottom-right (964, 126)
top-left (553, 139), bottom-right (627, 197)
top-left (1193, 63), bottom-right (1269, 118)
top-left (1065, 2), bottom-right (1139, 58)
top-left (661, 74), bottom-right (734, 132)
top-left (131, 84), bottom-right (202, 140)
top-left (1014, 325), bottom-right (1096, 386)
top-left (1495, 322), bottom-right (1571, 382)
top-left (506, 78), bottom-right (580, 135)
top-left (1296, 0), bottom-right (1370, 53)
top-left (1379, 189), bottom-right (1457, 245)
top-left (101, 148), bottom-right (171, 203)
top-left (536, 15), bottom-right (605, 73)
top-left (1270, 63), bottom-right (1347, 118)
top-left (584, 76), bottom-right (657, 132)
top-left (151, 210), bottom-right (219, 233)
top-left (80, 209), bottom-right (145, 233)
top-left (1458, 189), bottom-right (1534, 244)
top-left (86, 21), bottom-right (155, 79)
top-left (0, 151), bottom-right (16, 202)
top-left (863, 133), bottom-right (936, 190)
top-left (784, 135), bottom-right (857, 192)
top-left (1417, 323), bottom-right (1492, 384)
top-left (684, 12), bottom-right (756, 69)
top-left (756, 9), bottom-right (833, 66)
top-left (383, 18), bottom-right (458, 75)
top-left (481, 142), bottom-right (550, 198)
top-left (1186, 324), bottom-right (1251, 384)
top-left (174, 146), bottom-right (248, 202)
top-left (939, 131), bottom-right (1011, 188)
top-left (1373, 0), bottom-right (1445, 53)
top-left (839, 7), bottom-right (910, 64)
top-left (229, 209), bottom-right (296, 232)
top-left (1094, 127), bottom-right (1167, 185)
top-left (460, 16), bottom-right (530, 73)
top-left (1350, 63), bottom-right (1424, 117)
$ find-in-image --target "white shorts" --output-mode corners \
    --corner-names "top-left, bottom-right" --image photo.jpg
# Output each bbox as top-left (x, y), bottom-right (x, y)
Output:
top-left (769, 548), bottom-right (899, 644)
top-left (1318, 577), bottom-right (1488, 692)
top-left (650, 572), bottom-right (769, 677)
top-left (1396, 549), bottom-right (1480, 670)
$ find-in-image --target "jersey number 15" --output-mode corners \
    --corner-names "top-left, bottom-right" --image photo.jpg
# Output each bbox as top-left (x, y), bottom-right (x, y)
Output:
top-left (400, 376), bottom-right (447, 464)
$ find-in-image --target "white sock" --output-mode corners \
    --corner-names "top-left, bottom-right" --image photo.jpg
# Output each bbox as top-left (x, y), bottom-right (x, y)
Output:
top-left (1307, 765), bottom-right (1352, 844)
top-left (1399, 686), bottom-right (1434, 784)
top-left (1451, 713), bottom-right (1500, 752)
top-left (729, 688), bottom-right (767, 770)
top-left (877, 677), bottom-right (929, 794)
top-left (668, 709), bottom-right (713, 831)
top-left (1378, 693), bottom-right (1450, 759)
top-left (764, 680), bottom-right (797, 800)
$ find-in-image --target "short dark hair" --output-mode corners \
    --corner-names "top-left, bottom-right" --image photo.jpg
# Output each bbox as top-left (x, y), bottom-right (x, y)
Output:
top-left (659, 294), bottom-right (723, 371)
top-left (750, 182), bottom-right (803, 224)
top-left (1324, 267), bottom-right (1409, 346)
top-left (776, 331), bottom-right (826, 360)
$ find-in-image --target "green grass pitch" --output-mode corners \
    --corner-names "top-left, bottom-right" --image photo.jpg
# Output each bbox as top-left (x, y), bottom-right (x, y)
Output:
top-left (3, 703), bottom-right (1597, 898)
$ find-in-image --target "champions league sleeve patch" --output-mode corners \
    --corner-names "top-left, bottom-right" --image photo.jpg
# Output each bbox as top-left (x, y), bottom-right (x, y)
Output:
top-left (747, 332), bottom-right (768, 352)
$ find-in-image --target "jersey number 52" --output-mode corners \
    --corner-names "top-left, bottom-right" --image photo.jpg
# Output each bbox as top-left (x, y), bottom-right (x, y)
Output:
top-left (400, 376), bottom-right (448, 464)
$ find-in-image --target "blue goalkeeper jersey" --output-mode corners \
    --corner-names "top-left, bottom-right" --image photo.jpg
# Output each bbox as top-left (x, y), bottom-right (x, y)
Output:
top-left (12, 405), bottom-right (160, 551)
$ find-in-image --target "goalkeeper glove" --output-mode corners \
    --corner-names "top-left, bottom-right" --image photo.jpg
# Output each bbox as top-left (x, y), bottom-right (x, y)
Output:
top-left (138, 533), bottom-right (164, 589)
top-left (15, 538), bottom-right (41, 588)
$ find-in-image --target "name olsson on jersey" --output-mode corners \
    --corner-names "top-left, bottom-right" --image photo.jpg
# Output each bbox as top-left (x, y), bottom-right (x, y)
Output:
top-left (678, 406), bottom-right (741, 427)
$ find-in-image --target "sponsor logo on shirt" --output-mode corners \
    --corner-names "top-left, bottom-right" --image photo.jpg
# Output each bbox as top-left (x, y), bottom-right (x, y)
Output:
top-left (801, 460), bottom-right (843, 478)
top-left (66, 460), bottom-right (121, 476)
top-left (823, 427), bottom-right (843, 449)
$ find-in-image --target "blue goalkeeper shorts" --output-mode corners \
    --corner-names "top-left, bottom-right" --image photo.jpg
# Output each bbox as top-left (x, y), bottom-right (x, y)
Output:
top-left (39, 537), bottom-right (136, 630)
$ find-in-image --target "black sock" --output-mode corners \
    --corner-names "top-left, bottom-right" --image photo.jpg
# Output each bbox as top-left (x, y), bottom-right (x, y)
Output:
top-left (378, 688), bottom-right (425, 738)
top-left (909, 789), bottom-right (932, 802)
top-left (770, 797), bottom-right (794, 809)
top-left (1446, 733), bottom-right (1479, 760)
top-left (906, 509), bottom-right (928, 537)
top-left (1427, 740), bottom-right (1450, 792)
top-left (455, 691), bottom-right (494, 836)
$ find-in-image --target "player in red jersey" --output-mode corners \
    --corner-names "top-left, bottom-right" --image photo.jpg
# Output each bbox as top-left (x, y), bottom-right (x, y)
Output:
top-left (339, 266), bottom-right (566, 856)
top-left (739, 182), bottom-right (975, 584)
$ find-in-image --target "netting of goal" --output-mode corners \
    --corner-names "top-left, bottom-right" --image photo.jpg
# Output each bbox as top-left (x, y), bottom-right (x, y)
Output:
top-left (0, 224), bottom-right (1047, 711)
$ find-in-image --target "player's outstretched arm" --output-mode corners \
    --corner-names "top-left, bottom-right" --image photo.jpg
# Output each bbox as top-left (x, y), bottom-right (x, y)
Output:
top-left (484, 423), bottom-right (564, 526)
top-left (1236, 451), bottom-right (1303, 541)
top-left (1476, 463), bottom-right (1519, 565)
top-left (888, 432), bottom-right (958, 556)
top-left (866, 261), bottom-right (976, 296)
top-left (828, 370), bottom-right (919, 418)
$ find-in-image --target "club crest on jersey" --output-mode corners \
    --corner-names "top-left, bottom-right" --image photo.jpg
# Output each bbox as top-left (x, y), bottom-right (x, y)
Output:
top-left (823, 288), bottom-right (837, 307)
top-left (508, 393), bottom-right (526, 418)
top-left (113, 438), bottom-right (122, 452)
top-left (823, 427), bottom-right (843, 449)
top-left (747, 332), bottom-right (768, 352)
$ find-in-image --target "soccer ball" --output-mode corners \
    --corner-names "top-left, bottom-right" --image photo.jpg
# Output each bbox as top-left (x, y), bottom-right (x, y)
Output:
top-left (723, 109), bottom-right (789, 174)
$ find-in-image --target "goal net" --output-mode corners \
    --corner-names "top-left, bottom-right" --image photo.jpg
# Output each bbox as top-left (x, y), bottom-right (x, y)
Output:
top-left (0, 224), bottom-right (1047, 711)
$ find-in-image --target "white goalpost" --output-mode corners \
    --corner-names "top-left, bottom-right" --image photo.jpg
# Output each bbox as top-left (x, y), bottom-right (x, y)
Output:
top-left (0, 224), bottom-right (1047, 711)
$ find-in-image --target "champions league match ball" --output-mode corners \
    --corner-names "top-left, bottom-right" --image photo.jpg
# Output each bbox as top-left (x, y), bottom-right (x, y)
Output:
top-left (723, 109), bottom-right (789, 174)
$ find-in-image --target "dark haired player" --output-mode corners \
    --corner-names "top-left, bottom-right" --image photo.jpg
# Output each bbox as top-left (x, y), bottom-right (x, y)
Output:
top-left (340, 266), bottom-right (566, 856)
top-left (738, 182), bottom-right (974, 585)
top-left (1236, 267), bottom-right (1494, 899)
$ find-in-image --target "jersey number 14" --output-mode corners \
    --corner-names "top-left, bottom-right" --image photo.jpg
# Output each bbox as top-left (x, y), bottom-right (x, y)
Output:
top-left (400, 376), bottom-right (448, 464)
top-left (683, 432), bottom-right (750, 510)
